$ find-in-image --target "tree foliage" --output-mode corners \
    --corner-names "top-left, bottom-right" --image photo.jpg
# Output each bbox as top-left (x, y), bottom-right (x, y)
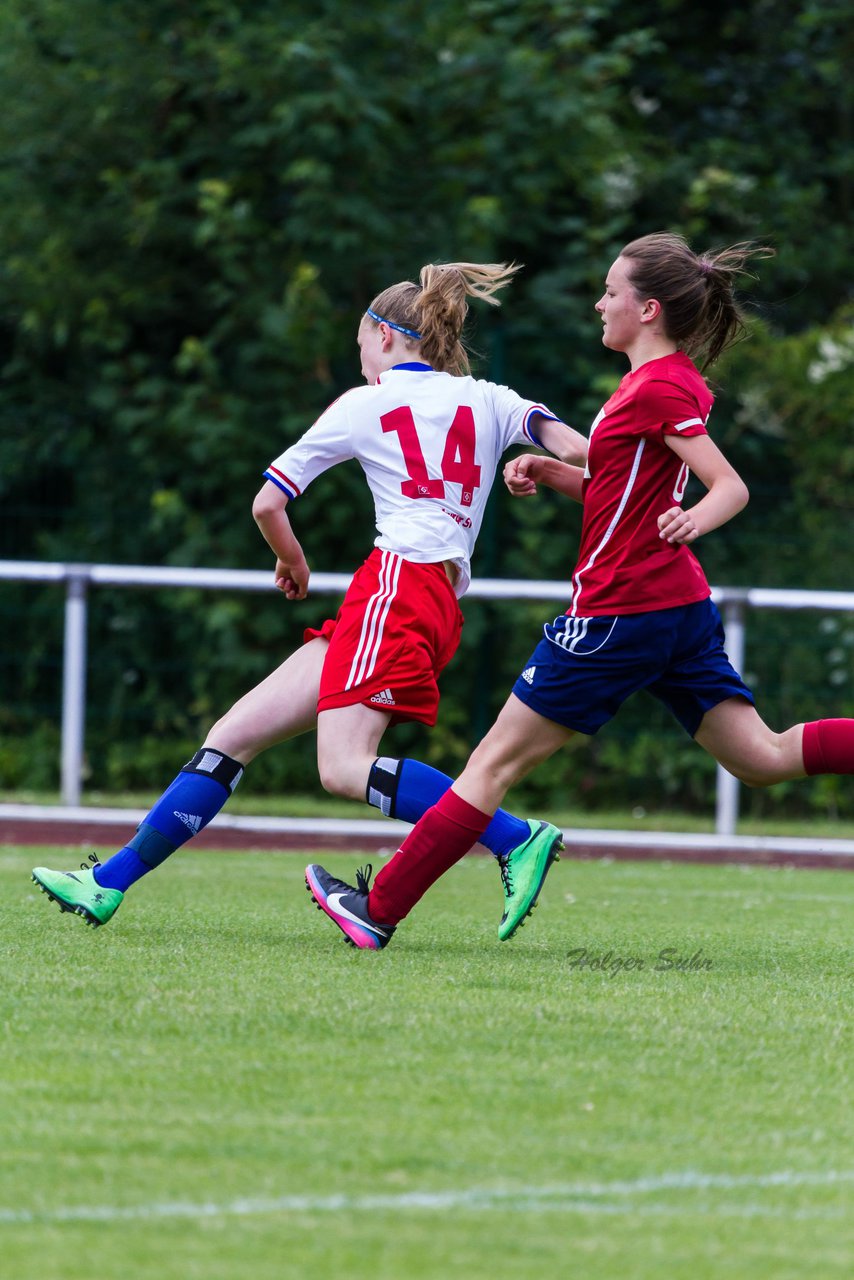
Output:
top-left (0, 0), bottom-right (851, 809)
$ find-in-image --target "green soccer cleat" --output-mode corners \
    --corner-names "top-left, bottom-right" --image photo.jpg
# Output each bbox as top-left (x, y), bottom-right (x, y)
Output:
top-left (497, 820), bottom-right (564, 941)
top-left (31, 864), bottom-right (123, 928)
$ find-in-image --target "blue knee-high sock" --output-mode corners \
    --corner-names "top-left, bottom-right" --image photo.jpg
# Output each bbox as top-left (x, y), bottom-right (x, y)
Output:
top-left (93, 748), bottom-right (245, 893)
top-left (366, 756), bottom-right (530, 858)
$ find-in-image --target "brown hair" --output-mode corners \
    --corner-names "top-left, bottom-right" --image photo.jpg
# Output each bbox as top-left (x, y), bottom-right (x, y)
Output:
top-left (366, 261), bottom-right (521, 375)
top-left (619, 232), bottom-right (774, 369)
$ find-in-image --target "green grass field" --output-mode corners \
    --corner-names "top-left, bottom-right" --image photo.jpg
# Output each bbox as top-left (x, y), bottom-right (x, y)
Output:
top-left (2, 845), bottom-right (852, 1280)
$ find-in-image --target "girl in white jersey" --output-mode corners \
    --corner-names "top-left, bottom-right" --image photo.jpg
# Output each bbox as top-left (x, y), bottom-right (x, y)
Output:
top-left (32, 262), bottom-right (587, 928)
top-left (306, 233), bottom-right (854, 950)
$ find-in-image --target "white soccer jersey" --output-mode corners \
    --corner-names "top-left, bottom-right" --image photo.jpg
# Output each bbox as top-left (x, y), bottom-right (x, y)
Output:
top-left (265, 364), bottom-right (559, 596)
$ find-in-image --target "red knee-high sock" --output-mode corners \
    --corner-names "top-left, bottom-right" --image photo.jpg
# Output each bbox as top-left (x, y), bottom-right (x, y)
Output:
top-left (802, 719), bottom-right (854, 775)
top-left (369, 789), bottom-right (492, 926)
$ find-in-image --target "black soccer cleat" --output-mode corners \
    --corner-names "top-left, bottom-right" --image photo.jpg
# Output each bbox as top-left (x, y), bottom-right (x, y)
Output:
top-left (305, 863), bottom-right (395, 950)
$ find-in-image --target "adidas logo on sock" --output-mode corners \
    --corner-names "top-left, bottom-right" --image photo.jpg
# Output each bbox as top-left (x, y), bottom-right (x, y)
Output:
top-left (369, 688), bottom-right (396, 706)
top-left (174, 811), bottom-right (203, 834)
top-left (521, 666), bottom-right (536, 685)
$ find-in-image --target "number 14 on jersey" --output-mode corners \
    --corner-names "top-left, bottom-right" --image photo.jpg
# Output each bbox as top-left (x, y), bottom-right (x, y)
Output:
top-left (382, 405), bottom-right (482, 507)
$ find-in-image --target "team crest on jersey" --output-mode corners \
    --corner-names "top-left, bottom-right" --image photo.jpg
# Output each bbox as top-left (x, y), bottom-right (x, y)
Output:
top-left (370, 688), bottom-right (396, 706)
top-left (520, 667), bottom-right (536, 685)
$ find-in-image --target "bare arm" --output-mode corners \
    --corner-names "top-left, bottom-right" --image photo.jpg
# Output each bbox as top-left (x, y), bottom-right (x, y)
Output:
top-left (503, 452), bottom-right (585, 503)
top-left (658, 434), bottom-right (749, 544)
top-left (532, 415), bottom-right (588, 466)
top-left (252, 480), bottom-right (311, 600)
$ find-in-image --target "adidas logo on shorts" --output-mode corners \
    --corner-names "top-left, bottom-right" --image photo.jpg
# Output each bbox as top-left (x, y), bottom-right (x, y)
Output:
top-left (520, 666), bottom-right (536, 685)
top-left (369, 688), bottom-right (396, 706)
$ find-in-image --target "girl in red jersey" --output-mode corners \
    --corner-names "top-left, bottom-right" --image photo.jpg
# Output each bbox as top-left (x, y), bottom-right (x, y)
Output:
top-left (33, 262), bottom-right (586, 928)
top-left (306, 232), bottom-right (854, 949)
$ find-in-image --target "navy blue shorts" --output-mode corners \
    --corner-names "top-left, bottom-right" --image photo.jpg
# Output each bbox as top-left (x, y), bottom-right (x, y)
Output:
top-left (511, 598), bottom-right (754, 737)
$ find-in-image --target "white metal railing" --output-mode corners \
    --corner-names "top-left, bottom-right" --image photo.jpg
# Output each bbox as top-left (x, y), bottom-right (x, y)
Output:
top-left (3, 558), bottom-right (854, 833)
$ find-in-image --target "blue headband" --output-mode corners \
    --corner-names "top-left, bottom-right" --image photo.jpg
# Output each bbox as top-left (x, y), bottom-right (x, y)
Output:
top-left (365, 307), bottom-right (422, 341)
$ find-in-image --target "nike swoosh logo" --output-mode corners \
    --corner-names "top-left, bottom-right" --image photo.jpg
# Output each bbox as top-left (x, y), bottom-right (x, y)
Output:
top-left (326, 892), bottom-right (392, 937)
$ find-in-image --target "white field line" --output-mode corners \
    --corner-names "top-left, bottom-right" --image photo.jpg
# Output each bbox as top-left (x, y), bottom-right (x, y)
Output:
top-left (2, 1169), bottom-right (851, 1226)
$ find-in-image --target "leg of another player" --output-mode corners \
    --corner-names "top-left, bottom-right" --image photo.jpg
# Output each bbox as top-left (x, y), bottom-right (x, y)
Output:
top-left (367, 694), bottom-right (576, 925)
top-left (307, 696), bottom-right (575, 949)
top-left (32, 640), bottom-right (329, 922)
top-left (694, 697), bottom-right (854, 784)
top-left (318, 703), bottom-right (554, 859)
top-left (311, 700), bottom-right (568, 941)
top-left (364, 754), bottom-right (538, 859)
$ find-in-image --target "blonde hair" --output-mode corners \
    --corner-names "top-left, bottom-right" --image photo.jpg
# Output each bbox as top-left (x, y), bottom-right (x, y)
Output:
top-left (366, 261), bottom-right (521, 375)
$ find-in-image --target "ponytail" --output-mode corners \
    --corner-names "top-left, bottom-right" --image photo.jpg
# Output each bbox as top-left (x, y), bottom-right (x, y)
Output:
top-left (366, 261), bottom-right (521, 375)
top-left (620, 232), bottom-right (774, 369)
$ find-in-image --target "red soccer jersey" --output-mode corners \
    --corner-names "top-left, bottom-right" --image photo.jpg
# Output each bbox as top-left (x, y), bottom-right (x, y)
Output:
top-left (568, 352), bottom-right (713, 617)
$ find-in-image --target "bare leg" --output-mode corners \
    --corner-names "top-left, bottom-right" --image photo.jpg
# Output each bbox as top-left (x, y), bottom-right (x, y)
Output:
top-left (315, 703), bottom-right (392, 800)
top-left (452, 693), bottom-right (578, 815)
top-left (206, 638), bottom-right (329, 762)
top-left (694, 697), bottom-right (806, 785)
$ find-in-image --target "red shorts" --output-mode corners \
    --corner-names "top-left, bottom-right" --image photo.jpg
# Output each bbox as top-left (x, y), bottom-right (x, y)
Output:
top-left (304, 548), bottom-right (464, 726)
